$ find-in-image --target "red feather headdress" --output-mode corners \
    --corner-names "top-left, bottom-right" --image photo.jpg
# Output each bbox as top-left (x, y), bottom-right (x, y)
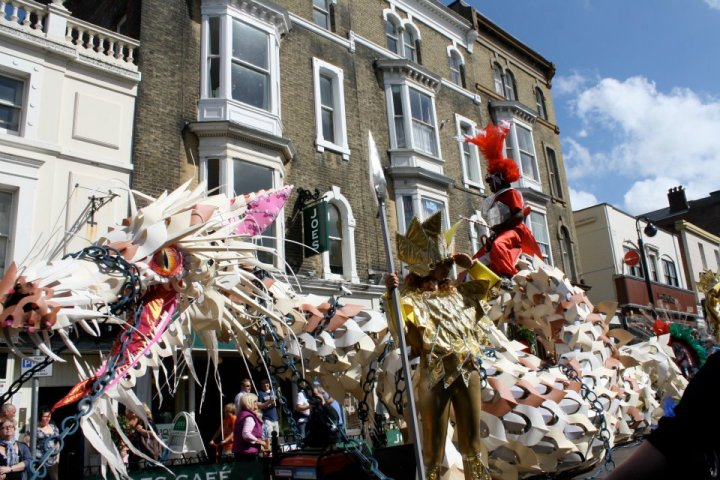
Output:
top-left (464, 121), bottom-right (520, 183)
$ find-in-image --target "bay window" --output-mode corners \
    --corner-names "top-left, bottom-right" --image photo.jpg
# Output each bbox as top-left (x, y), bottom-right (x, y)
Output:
top-left (397, 191), bottom-right (447, 233)
top-left (201, 156), bottom-right (283, 266)
top-left (527, 210), bottom-right (552, 264)
top-left (230, 20), bottom-right (269, 110)
top-left (200, 2), bottom-right (288, 136)
top-left (388, 83), bottom-right (439, 157)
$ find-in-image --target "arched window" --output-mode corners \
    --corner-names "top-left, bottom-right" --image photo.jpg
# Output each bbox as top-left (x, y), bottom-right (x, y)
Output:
top-left (661, 257), bottom-right (679, 287)
top-left (402, 22), bottom-right (420, 63)
top-left (385, 17), bottom-right (401, 54)
top-left (402, 28), bottom-right (417, 62)
top-left (535, 87), bottom-right (547, 120)
top-left (503, 69), bottom-right (517, 101)
top-left (448, 50), bottom-right (465, 87)
top-left (492, 63), bottom-right (504, 96)
top-left (321, 187), bottom-right (359, 282)
top-left (327, 203), bottom-right (343, 275)
top-left (559, 226), bottom-right (576, 280)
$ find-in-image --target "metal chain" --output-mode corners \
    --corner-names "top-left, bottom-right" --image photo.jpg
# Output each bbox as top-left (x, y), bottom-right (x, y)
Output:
top-left (560, 362), bottom-right (615, 476)
top-left (311, 297), bottom-right (339, 338)
top-left (0, 352), bottom-right (63, 406)
top-left (258, 319), bottom-right (300, 440)
top-left (30, 246), bottom-right (143, 479)
top-left (31, 303), bottom-right (146, 479)
top-left (63, 245), bottom-right (142, 316)
top-left (262, 316), bottom-right (392, 479)
top-left (392, 369), bottom-right (406, 416)
top-left (358, 338), bottom-right (394, 427)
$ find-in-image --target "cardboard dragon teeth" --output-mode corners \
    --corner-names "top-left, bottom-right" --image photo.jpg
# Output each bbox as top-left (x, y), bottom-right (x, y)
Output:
top-left (0, 181), bottom-right (696, 479)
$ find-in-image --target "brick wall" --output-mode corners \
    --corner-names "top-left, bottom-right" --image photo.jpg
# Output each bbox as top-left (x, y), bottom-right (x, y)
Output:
top-left (131, 0), bottom-right (201, 198)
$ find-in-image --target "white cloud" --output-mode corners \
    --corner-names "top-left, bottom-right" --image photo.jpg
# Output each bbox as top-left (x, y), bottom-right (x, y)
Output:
top-left (568, 75), bottom-right (720, 211)
top-left (704, 0), bottom-right (720, 10)
top-left (563, 137), bottom-right (600, 180)
top-left (553, 71), bottom-right (589, 97)
top-left (622, 177), bottom-right (680, 214)
top-left (569, 188), bottom-right (598, 210)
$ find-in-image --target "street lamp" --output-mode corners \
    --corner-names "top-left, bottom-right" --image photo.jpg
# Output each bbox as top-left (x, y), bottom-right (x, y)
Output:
top-left (635, 216), bottom-right (658, 312)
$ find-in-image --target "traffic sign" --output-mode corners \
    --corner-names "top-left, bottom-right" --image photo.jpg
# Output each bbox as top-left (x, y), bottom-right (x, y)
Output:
top-left (623, 250), bottom-right (640, 267)
top-left (19, 356), bottom-right (53, 377)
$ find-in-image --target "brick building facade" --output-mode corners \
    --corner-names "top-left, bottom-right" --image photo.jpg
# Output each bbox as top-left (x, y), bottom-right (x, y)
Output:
top-left (67, 0), bottom-right (581, 302)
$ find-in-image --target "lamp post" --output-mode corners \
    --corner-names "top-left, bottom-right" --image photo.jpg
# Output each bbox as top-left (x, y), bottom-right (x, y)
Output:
top-left (368, 131), bottom-right (426, 480)
top-left (635, 216), bottom-right (658, 312)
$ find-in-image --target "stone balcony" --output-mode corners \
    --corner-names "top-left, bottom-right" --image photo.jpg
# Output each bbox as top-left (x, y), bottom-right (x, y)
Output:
top-left (0, 0), bottom-right (139, 78)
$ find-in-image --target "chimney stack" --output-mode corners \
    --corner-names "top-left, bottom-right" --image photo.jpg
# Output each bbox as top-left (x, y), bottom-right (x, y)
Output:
top-left (667, 186), bottom-right (689, 212)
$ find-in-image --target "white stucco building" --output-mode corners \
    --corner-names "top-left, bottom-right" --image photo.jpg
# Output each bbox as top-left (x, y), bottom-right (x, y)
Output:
top-left (0, 0), bottom-right (140, 425)
top-left (0, 0), bottom-right (140, 273)
top-left (574, 203), bottom-right (699, 322)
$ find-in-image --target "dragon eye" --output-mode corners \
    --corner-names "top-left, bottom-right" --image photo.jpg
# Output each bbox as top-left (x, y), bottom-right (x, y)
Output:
top-left (149, 246), bottom-right (183, 277)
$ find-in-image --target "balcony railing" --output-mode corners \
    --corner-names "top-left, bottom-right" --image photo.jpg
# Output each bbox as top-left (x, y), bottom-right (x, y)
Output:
top-left (0, 0), bottom-right (139, 72)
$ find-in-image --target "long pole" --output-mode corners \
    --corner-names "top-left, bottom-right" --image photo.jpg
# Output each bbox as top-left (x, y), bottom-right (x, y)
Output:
top-left (637, 236), bottom-right (655, 310)
top-left (30, 349), bottom-right (40, 456)
top-left (377, 198), bottom-right (426, 480)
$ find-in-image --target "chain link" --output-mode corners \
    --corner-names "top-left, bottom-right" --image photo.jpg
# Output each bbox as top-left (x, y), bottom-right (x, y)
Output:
top-left (560, 362), bottom-right (615, 475)
top-left (262, 316), bottom-right (391, 479)
top-left (358, 338), bottom-right (394, 427)
top-left (0, 351), bottom-right (64, 406)
top-left (30, 246), bottom-right (143, 479)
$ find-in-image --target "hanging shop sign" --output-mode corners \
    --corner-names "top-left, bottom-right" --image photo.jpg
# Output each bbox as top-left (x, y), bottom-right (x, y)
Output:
top-left (303, 200), bottom-right (329, 257)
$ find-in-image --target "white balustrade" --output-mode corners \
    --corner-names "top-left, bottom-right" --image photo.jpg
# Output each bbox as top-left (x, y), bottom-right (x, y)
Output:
top-left (0, 0), bottom-right (139, 72)
top-left (65, 16), bottom-right (139, 69)
top-left (0, 0), bottom-right (47, 32)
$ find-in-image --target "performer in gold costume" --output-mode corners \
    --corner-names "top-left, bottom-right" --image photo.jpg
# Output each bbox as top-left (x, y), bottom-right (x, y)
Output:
top-left (386, 212), bottom-right (495, 480)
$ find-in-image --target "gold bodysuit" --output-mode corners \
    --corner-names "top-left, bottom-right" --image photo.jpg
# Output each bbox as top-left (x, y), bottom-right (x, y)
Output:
top-left (399, 286), bottom-right (493, 389)
top-left (387, 279), bottom-right (493, 480)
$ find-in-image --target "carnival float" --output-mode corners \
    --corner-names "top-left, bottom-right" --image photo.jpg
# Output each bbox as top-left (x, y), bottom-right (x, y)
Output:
top-left (0, 123), bottom-right (711, 480)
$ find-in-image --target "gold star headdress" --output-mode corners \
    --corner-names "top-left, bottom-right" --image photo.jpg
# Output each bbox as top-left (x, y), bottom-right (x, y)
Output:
top-left (396, 212), bottom-right (461, 276)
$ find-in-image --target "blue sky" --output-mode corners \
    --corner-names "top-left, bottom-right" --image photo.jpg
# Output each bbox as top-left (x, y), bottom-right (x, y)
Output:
top-left (461, 0), bottom-right (720, 214)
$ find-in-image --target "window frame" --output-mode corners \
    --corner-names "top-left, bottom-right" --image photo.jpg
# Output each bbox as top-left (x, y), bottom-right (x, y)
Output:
top-left (505, 120), bottom-right (541, 188)
top-left (199, 155), bottom-right (285, 267)
top-left (321, 187), bottom-right (359, 283)
top-left (662, 257), bottom-right (679, 287)
top-left (395, 188), bottom-right (448, 234)
top-left (447, 47), bottom-right (465, 88)
top-left (699, 242), bottom-right (708, 270)
top-left (199, 5), bottom-right (284, 135)
top-left (468, 211), bottom-right (489, 254)
top-left (526, 207), bottom-right (553, 265)
top-left (455, 114), bottom-right (482, 189)
top-left (0, 72), bottom-right (25, 135)
top-left (545, 146), bottom-right (564, 200)
top-left (385, 80), bottom-right (441, 158)
top-left (503, 69), bottom-right (517, 101)
top-left (312, 58), bottom-right (350, 159)
top-left (383, 11), bottom-right (421, 63)
top-left (535, 87), bottom-right (548, 120)
top-left (558, 225), bottom-right (576, 280)
top-left (312, 0), bottom-right (331, 30)
top-left (0, 190), bottom-right (15, 276)
top-left (647, 248), bottom-right (659, 282)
